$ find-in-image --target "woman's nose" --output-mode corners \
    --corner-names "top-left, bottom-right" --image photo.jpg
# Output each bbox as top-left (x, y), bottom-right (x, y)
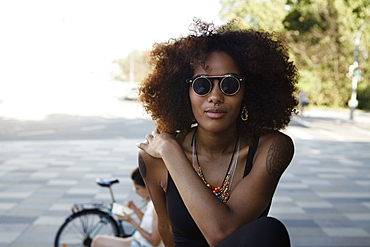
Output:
top-left (207, 80), bottom-right (224, 104)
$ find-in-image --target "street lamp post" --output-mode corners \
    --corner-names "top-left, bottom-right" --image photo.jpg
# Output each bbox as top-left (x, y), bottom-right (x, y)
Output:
top-left (349, 20), bottom-right (370, 120)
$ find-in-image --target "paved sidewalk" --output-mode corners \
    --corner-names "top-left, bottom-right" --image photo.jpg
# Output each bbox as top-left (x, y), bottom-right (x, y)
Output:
top-left (0, 138), bottom-right (144, 247)
top-left (276, 108), bottom-right (370, 246)
top-left (299, 108), bottom-right (370, 125)
top-left (0, 103), bottom-right (369, 247)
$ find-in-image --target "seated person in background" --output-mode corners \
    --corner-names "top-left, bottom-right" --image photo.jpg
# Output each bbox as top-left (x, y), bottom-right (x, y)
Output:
top-left (92, 167), bottom-right (163, 247)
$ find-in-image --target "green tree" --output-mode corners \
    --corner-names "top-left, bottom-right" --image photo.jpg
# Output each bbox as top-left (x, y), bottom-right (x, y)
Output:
top-left (219, 0), bottom-right (370, 109)
top-left (283, 0), bottom-right (370, 107)
top-left (220, 0), bottom-right (288, 31)
top-left (111, 50), bottom-right (152, 84)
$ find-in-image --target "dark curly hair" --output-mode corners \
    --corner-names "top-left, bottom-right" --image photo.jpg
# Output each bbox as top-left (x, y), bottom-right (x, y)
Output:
top-left (139, 19), bottom-right (298, 140)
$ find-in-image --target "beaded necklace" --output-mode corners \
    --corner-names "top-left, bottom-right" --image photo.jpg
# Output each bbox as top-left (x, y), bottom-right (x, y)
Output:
top-left (192, 130), bottom-right (240, 203)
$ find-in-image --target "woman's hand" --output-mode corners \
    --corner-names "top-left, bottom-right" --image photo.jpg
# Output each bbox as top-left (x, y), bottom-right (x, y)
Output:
top-left (125, 200), bottom-right (135, 209)
top-left (137, 131), bottom-right (177, 159)
top-left (115, 213), bottom-right (134, 224)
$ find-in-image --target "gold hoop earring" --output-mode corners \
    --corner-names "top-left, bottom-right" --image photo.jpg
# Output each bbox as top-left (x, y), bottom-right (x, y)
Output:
top-left (241, 105), bottom-right (248, 121)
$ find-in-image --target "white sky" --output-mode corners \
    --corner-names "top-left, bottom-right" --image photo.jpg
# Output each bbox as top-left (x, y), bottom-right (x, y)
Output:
top-left (0, 0), bottom-right (223, 118)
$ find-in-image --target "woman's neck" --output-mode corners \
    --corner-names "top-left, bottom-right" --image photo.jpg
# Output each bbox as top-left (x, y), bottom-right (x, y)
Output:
top-left (194, 127), bottom-right (239, 155)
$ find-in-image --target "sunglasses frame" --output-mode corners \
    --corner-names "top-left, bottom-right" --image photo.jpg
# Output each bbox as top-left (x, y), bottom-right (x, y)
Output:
top-left (186, 73), bottom-right (244, 96)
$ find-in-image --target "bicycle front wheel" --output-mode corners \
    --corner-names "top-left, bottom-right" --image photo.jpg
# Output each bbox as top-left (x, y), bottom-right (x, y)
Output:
top-left (54, 209), bottom-right (120, 247)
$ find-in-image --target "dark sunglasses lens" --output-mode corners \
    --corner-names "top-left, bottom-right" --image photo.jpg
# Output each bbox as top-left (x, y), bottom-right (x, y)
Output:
top-left (221, 77), bottom-right (240, 95)
top-left (193, 78), bottom-right (211, 95)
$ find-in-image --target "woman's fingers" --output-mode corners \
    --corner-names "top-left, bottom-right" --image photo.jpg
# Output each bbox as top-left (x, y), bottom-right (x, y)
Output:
top-left (136, 131), bottom-right (158, 150)
top-left (136, 142), bottom-right (144, 150)
top-left (136, 131), bottom-right (171, 159)
top-left (136, 135), bottom-right (150, 150)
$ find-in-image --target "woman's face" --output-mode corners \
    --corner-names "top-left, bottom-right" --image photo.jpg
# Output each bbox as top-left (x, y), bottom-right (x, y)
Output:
top-left (133, 182), bottom-right (149, 200)
top-left (189, 52), bottom-right (245, 133)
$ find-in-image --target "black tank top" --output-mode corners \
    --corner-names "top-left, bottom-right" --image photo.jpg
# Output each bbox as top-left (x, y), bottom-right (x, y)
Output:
top-left (166, 137), bottom-right (270, 247)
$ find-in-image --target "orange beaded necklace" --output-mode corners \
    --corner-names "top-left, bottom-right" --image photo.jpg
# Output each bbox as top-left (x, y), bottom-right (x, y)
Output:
top-left (192, 130), bottom-right (240, 203)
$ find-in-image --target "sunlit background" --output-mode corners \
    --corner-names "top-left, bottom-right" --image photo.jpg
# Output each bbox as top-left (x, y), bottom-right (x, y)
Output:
top-left (0, 0), bottom-right (222, 119)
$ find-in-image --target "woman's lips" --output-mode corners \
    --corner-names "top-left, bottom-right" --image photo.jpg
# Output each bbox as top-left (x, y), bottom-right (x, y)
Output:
top-left (205, 108), bottom-right (226, 119)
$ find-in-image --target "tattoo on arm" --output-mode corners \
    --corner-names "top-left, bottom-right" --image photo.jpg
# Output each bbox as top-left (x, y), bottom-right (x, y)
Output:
top-left (138, 154), bottom-right (147, 178)
top-left (266, 136), bottom-right (293, 177)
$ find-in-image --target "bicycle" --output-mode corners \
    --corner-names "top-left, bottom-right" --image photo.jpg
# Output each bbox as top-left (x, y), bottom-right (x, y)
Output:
top-left (54, 178), bottom-right (140, 247)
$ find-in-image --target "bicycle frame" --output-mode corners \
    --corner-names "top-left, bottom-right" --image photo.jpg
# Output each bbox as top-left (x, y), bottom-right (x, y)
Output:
top-left (91, 210), bottom-right (116, 238)
top-left (71, 204), bottom-right (129, 238)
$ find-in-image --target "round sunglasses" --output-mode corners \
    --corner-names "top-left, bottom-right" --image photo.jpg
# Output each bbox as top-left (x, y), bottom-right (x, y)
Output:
top-left (186, 74), bottom-right (244, 96)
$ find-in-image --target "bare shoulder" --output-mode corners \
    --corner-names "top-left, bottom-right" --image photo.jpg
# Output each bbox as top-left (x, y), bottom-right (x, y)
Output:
top-left (259, 131), bottom-right (294, 150)
top-left (257, 131), bottom-right (294, 177)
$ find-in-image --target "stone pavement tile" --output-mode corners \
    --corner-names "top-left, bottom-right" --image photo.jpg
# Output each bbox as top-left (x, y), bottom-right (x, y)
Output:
top-left (33, 215), bottom-right (66, 226)
top-left (0, 224), bottom-right (28, 246)
top-left (318, 173), bottom-right (346, 179)
top-left (0, 203), bottom-right (16, 210)
top-left (322, 227), bottom-right (370, 237)
top-left (273, 213), bottom-right (310, 221)
top-left (0, 192), bottom-right (33, 200)
top-left (290, 236), bottom-right (370, 247)
top-left (66, 187), bottom-right (99, 195)
top-left (284, 219), bottom-right (320, 227)
top-left (8, 225), bottom-right (58, 247)
top-left (58, 195), bottom-right (97, 205)
top-left (315, 219), bottom-right (365, 228)
top-left (290, 236), bottom-right (334, 247)
top-left (290, 230), bottom-right (370, 246)
top-left (10, 243), bottom-right (50, 247)
top-left (310, 213), bottom-right (350, 221)
top-left (295, 201), bottom-right (333, 209)
top-left (345, 213), bottom-right (370, 221)
top-left (270, 206), bottom-right (306, 215)
top-left (317, 192), bottom-right (370, 199)
top-left (0, 216), bottom-right (36, 224)
top-left (5, 209), bottom-right (45, 218)
top-left (331, 238), bottom-right (370, 247)
top-left (300, 179), bottom-right (332, 187)
top-left (355, 180), bottom-right (370, 186)
top-left (340, 203), bottom-right (370, 214)
top-left (47, 179), bottom-right (79, 186)
top-left (49, 203), bottom-right (74, 211)
top-left (304, 208), bottom-right (339, 214)
top-left (289, 226), bottom-right (327, 237)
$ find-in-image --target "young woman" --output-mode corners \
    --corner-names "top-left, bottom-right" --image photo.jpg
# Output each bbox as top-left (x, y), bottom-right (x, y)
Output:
top-left (137, 19), bottom-right (298, 247)
top-left (91, 167), bottom-right (163, 247)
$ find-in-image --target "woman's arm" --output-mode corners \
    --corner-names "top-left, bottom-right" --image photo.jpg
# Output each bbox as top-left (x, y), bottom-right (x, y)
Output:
top-left (126, 201), bottom-right (144, 221)
top-left (139, 131), bottom-right (294, 246)
top-left (150, 207), bottom-right (162, 246)
top-left (116, 208), bottom-right (162, 246)
top-left (139, 151), bottom-right (174, 247)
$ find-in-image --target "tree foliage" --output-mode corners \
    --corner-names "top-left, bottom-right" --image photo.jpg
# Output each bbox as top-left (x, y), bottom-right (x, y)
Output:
top-left (220, 0), bottom-right (288, 31)
top-left (111, 50), bottom-right (152, 84)
top-left (220, 0), bottom-right (370, 109)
